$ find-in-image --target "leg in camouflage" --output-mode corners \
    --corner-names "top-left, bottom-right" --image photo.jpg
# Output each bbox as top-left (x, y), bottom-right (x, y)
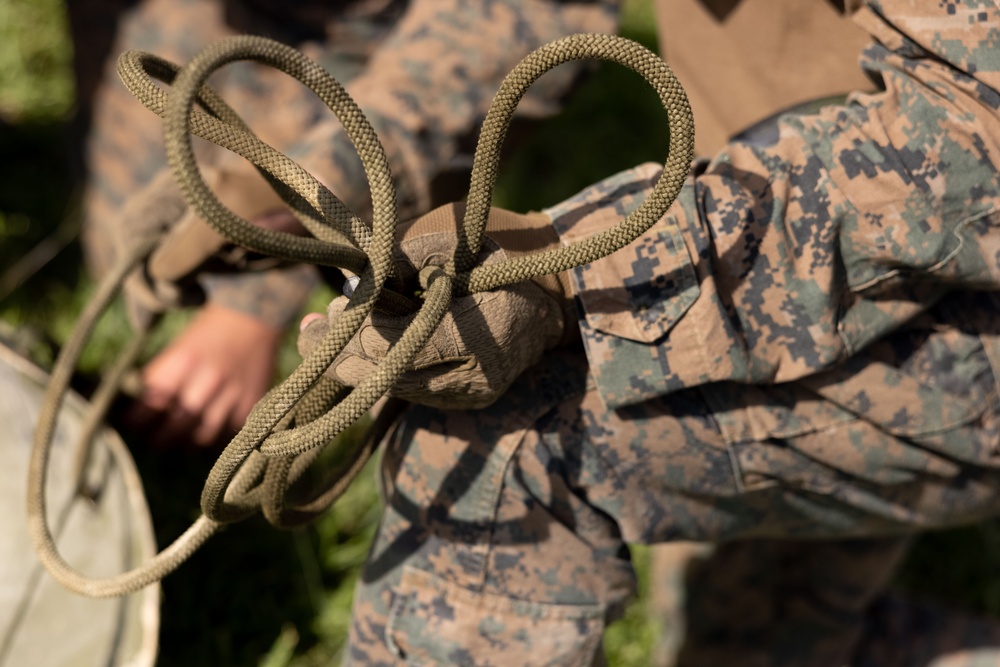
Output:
top-left (651, 533), bottom-right (1000, 666)
top-left (346, 291), bottom-right (1000, 665)
top-left (671, 537), bottom-right (911, 667)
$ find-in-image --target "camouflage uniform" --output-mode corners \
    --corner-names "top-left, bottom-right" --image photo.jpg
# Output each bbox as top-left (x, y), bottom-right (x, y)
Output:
top-left (72, 0), bottom-right (617, 328)
top-left (346, 1), bottom-right (1000, 664)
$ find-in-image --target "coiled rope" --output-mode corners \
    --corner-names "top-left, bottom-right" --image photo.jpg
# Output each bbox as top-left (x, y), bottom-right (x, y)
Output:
top-left (28, 33), bottom-right (693, 598)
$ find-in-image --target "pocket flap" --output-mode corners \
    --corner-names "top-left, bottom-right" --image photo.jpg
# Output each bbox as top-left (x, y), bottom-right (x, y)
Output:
top-left (576, 219), bottom-right (699, 344)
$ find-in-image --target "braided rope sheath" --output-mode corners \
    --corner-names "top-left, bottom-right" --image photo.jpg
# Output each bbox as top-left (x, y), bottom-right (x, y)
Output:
top-left (28, 34), bottom-right (693, 597)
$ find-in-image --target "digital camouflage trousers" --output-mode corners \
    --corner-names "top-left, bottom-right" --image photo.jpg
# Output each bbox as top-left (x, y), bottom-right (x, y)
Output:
top-left (345, 290), bottom-right (1000, 666)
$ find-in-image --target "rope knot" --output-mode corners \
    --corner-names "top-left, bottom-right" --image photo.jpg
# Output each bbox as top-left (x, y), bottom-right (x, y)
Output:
top-left (29, 32), bottom-right (693, 598)
top-left (418, 264), bottom-right (450, 292)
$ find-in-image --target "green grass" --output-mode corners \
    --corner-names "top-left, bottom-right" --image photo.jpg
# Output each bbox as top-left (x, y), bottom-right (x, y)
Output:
top-left (0, 0), bottom-right (74, 122)
top-left (2, 0), bottom-right (999, 665)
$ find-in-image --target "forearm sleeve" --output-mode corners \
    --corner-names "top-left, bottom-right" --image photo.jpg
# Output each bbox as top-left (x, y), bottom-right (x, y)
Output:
top-left (546, 0), bottom-right (1000, 408)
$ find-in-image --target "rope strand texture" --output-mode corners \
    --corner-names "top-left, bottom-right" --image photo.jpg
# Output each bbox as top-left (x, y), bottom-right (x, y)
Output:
top-left (29, 33), bottom-right (693, 597)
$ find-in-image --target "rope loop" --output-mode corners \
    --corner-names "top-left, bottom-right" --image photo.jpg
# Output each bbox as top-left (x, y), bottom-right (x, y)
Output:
top-left (29, 33), bottom-right (693, 597)
top-left (459, 33), bottom-right (693, 292)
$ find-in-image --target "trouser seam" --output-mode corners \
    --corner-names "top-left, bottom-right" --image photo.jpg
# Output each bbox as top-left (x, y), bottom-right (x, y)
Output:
top-left (470, 425), bottom-right (533, 591)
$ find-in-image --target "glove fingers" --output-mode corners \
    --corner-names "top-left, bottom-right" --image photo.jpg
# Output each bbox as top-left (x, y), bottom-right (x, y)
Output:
top-left (298, 292), bottom-right (475, 388)
top-left (297, 295), bottom-right (349, 359)
top-left (297, 313), bottom-right (330, 360)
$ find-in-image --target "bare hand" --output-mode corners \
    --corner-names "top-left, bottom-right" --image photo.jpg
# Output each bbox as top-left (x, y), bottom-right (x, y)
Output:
top-left (127, 303), bottom-right (281, 447)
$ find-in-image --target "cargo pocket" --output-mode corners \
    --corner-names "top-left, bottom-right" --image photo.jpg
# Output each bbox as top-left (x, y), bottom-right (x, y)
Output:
top-left (386, 567), bottom-right (606, 667)
top-left (574, 215), bottom-right (698, 345)
top-left (559, 192), bottom-right (702, 409)
top-left (700, 382), bottom-right (861, 493)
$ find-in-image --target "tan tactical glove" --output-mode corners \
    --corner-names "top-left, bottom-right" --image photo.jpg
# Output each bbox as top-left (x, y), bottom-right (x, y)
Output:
top-left (297, 202), bottom-right (577, 409)
top-left (110, 162), bottom-right (287, 329)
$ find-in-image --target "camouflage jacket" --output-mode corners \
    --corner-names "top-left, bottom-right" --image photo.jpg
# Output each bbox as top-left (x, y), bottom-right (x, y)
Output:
top-left (546, 0), bottom-right (1000, 409)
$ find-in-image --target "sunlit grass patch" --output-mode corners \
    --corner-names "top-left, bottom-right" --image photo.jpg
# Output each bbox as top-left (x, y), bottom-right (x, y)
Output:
top-left (0, 0), bottom-right (74, 122)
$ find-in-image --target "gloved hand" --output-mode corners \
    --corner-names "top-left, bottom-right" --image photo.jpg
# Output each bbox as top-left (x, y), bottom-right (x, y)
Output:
top-left (297, 202), bottom-right (578, 409)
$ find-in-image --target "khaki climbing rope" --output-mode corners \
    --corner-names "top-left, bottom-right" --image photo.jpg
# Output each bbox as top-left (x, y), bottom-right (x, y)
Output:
top-left (28, 33), bottom-right (693, 598)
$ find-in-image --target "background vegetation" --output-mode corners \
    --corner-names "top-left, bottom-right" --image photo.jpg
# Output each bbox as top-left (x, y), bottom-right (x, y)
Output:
top-left (1, 0), bottom-right (998, 665)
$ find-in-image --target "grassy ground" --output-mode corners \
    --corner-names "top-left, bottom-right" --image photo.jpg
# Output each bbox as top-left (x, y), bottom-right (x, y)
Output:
top-left (2, 0), bottom-right (999, 665)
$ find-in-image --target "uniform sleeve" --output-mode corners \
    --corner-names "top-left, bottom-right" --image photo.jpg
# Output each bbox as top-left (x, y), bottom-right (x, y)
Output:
top-left (199, 263), bottom-right (320, 329)
top-left (287, 0), bottom-right (618, 222)
top-left (547, 0), bottom-right (1000, 409)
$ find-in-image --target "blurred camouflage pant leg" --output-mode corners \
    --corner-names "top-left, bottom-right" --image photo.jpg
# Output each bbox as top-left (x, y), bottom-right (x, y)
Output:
top-left (668, 537), bottom-right (911, 667)
top-left (347, 291), bottom-right (1000, 665)
top-left (652, 537), bottom-right (1000, 667)
top-left (853, 593), bottom-right (1000, 667)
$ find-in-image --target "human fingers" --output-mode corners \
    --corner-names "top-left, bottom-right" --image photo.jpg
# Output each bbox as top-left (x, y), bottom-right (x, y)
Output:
top-left (125, 344), bottom-right (199, 434)
top-left (180, 364), bottom-right (230, 446)
top-left (191, 381), bottom-right (243, 447)
top-left (153, 363), bottom-right (226, 448)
